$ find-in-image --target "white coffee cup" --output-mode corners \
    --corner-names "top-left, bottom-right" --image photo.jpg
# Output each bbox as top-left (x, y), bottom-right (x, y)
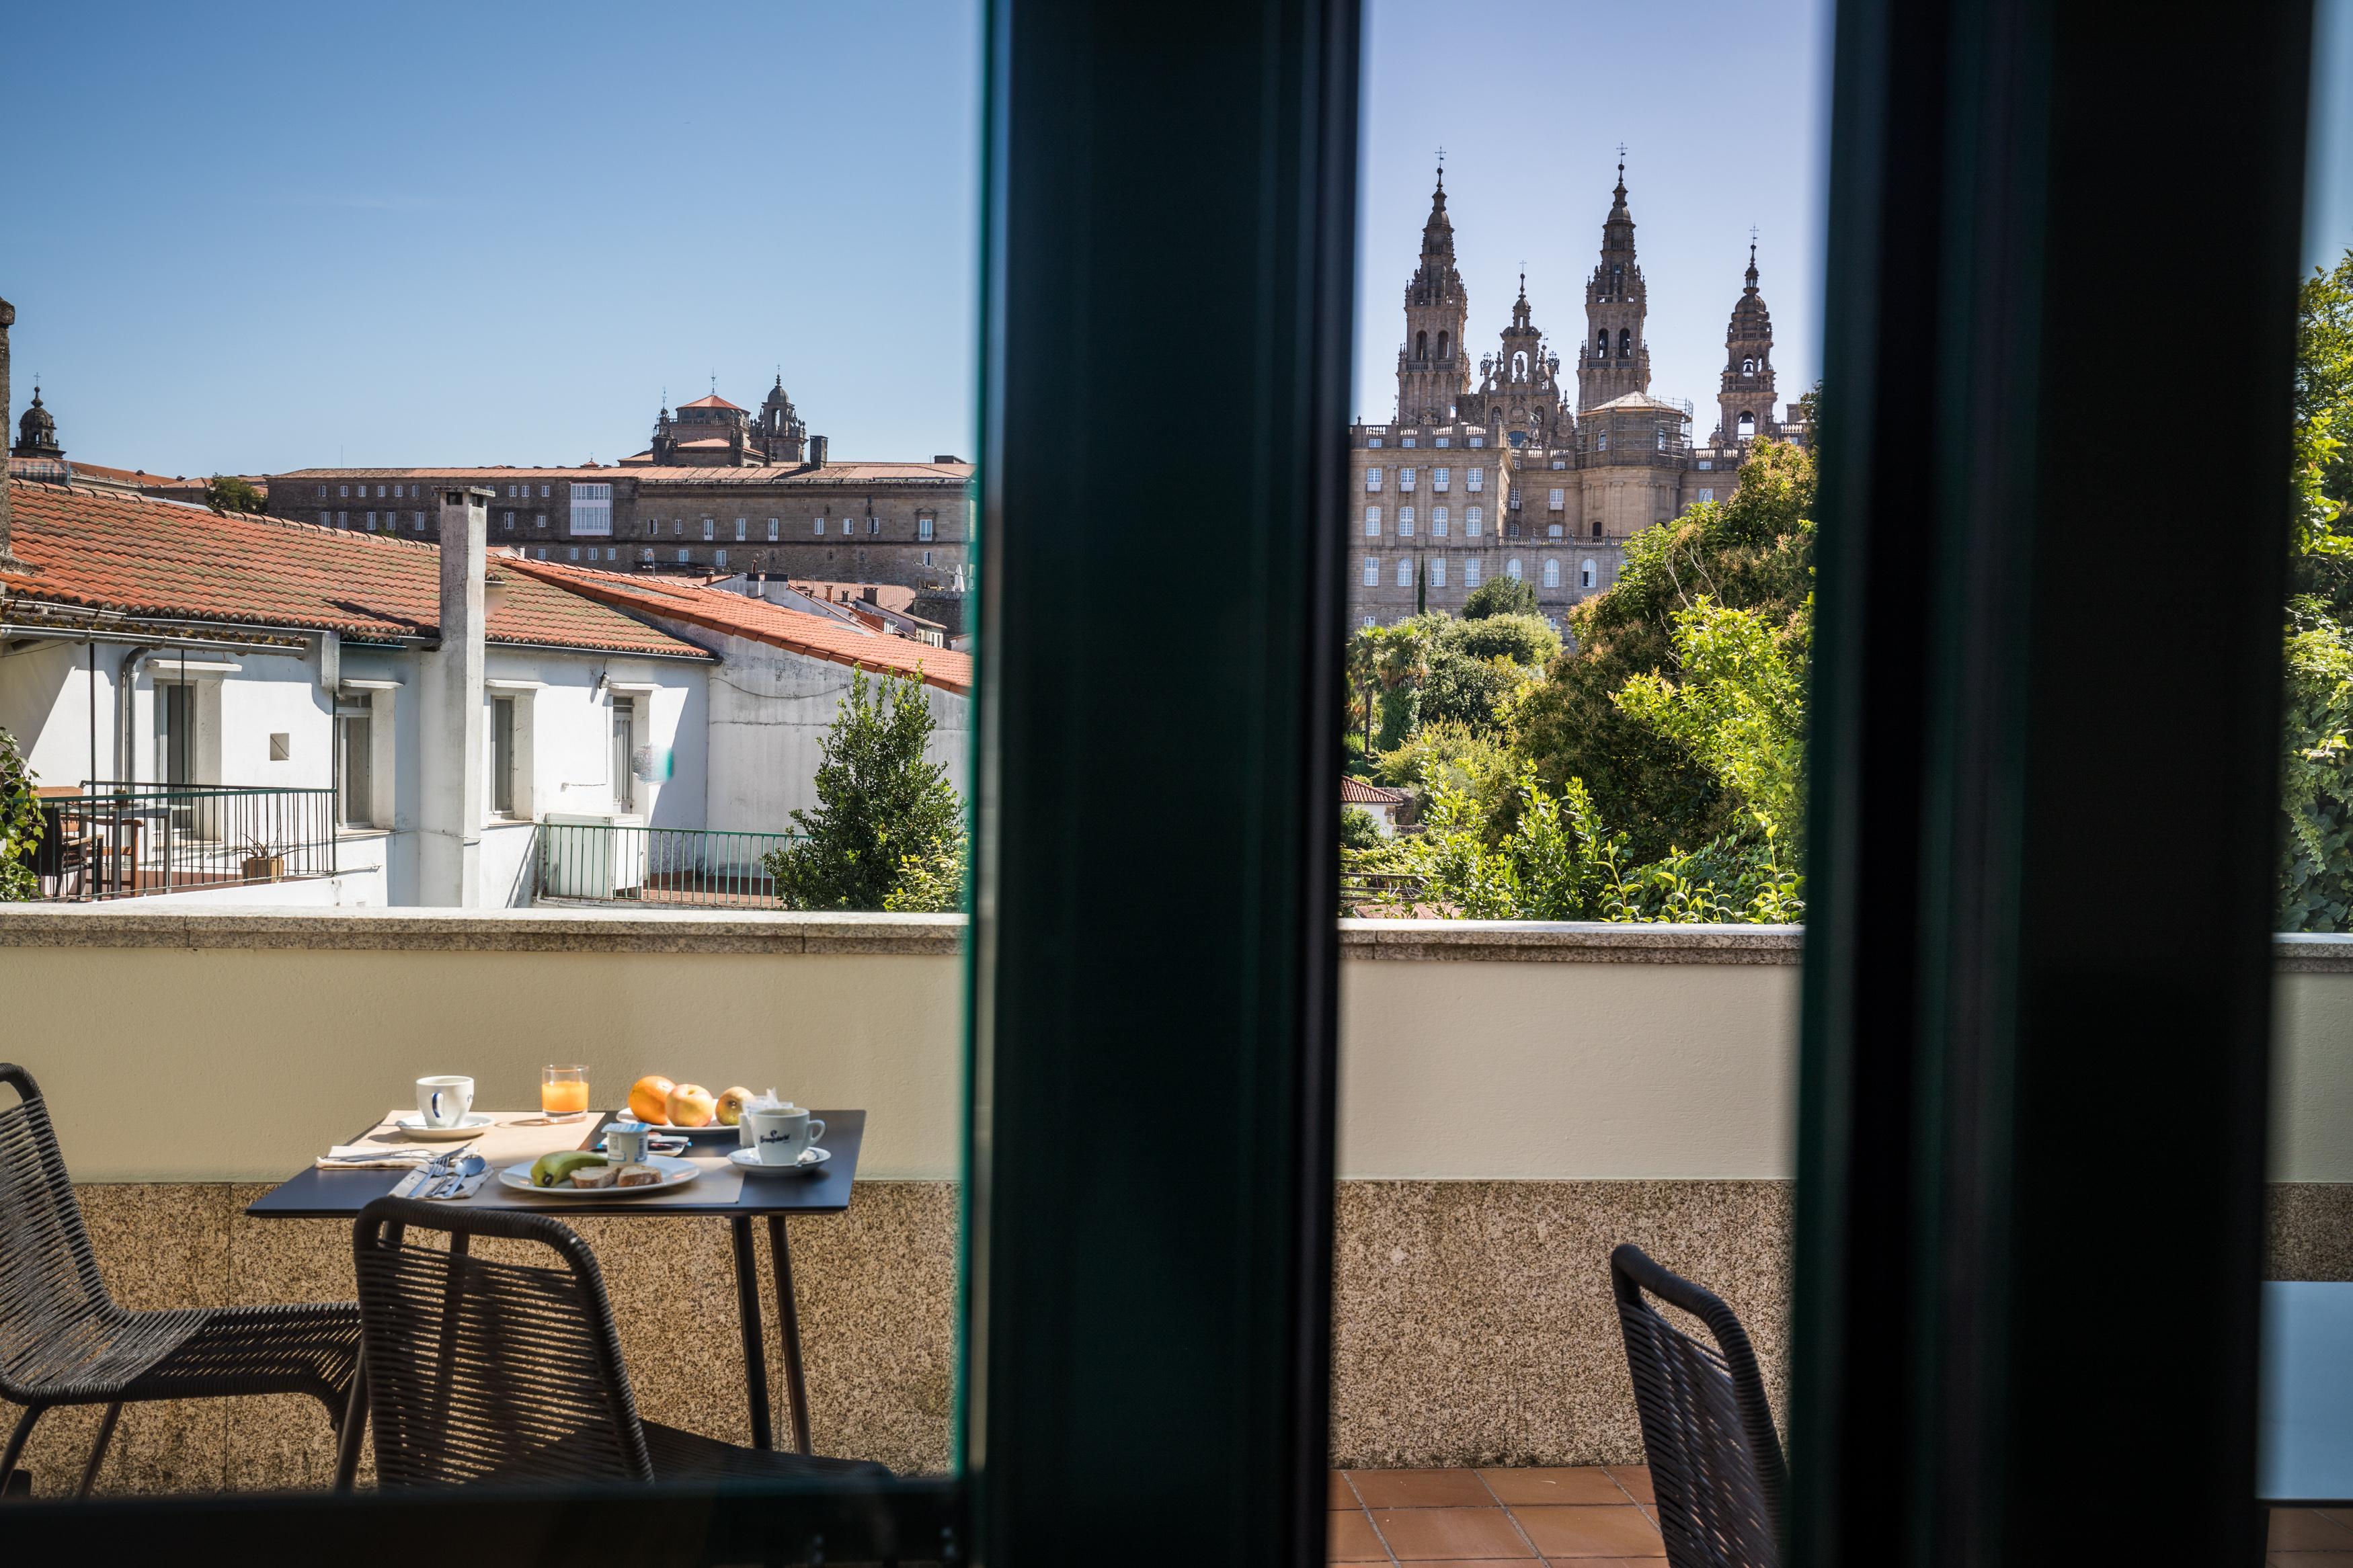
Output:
top-left (415, 1075), bottom-right (474, 1130)
top-left (743, 1102), bottom-right (824, 1167)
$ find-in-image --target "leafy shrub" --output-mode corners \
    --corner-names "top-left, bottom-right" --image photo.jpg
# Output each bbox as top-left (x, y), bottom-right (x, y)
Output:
top-left (1339, 804), bottom-right (1385, 851)
top-left (762, 669), bottom-right (964, 911)
top-left (1462, 575), bottom-right (1539, 620)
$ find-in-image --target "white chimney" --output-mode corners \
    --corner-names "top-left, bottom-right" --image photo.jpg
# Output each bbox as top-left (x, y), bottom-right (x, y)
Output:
top-left (417, 485), bottom-right (492, 906)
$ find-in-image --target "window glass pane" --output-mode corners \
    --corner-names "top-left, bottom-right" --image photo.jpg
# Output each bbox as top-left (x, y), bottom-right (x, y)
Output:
top-left (0, 0), bottom-right (982, 1514)
top-left (1334, 0), bottom-right (1827, 1533)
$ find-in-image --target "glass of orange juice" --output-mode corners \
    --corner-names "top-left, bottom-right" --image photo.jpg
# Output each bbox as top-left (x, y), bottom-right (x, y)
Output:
top-left (541, 1064), bottom-right (590, 1122)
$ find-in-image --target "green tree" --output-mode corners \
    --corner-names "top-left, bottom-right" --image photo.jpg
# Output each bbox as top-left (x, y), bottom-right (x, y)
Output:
top-left (1462, 574), bottom-right (1538, 620)
top-left (1613, 593), bottom-right (1809, 852)
top-left (0, 723), bottom-right (42, 902)
top-left (2279, 251), bottom-right (2353, 927)
top-left (1509, 438), bottom-right (1814, 863)
top-left (1339, 804), bottom-right (1385, 852)
top-left (762, 669), bottom-right (965, 912)
top-left (206, 475), bottom-right (267, 515)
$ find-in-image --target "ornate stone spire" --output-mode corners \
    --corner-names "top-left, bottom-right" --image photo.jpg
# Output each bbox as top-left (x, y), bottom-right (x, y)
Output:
top-left (12, 384), bottom-right (61, 461)
top-left (1579, 156), bottom-right (1650, 410)
top-left (1715, 241), bottom-right (1778, 446)
top-left (1396, 166), bottom-right (1470, 426)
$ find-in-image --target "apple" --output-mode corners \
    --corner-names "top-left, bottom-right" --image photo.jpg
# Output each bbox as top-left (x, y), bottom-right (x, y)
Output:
top-left (667, 1082), bottom-right (718, 1128)
top-left (628, 1074), bottom-right (676, 1124)
top-left (715, 1086), bottom-right (754, 1126)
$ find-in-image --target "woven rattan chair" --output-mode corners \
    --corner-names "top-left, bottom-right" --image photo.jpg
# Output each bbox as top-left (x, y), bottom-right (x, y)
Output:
top-left (0, 1063), bottom-right (362, 1497)
top-left (352, 1195), bottom-right (890, 1487)
top-left (1609, 1243), bottom-right (1787, 1568)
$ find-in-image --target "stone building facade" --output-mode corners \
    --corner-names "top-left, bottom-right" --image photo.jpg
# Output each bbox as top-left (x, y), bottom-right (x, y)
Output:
top-left (266, 385), bottom-right (975, 630)
top-left (1347, 165), bottom-right (1809, 630)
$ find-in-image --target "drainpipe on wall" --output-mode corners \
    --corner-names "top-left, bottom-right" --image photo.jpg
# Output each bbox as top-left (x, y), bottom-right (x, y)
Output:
top-left (417, 486), bottom-right (491, 907)
top-left (114, 645), bottom-right (155, 785)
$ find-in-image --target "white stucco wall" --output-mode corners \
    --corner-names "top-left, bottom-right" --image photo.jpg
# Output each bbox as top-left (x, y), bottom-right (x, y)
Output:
top-left (660, 623), bottom-right (970, 835)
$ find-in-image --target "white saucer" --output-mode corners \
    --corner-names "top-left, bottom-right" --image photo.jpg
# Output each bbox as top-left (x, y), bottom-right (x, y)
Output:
top-left (729, 1145), bottom-right (829, 1175)
top-left (393, 1113), bottom-right (495, 1141)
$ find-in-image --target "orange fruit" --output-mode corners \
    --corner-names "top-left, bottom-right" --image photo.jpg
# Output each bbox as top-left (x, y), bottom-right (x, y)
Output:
top-left (628, 1074), bottom-right (676, 1124)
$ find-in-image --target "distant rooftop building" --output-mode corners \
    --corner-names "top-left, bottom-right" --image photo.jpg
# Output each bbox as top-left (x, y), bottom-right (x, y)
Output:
top-left (636, 376), bottom-right (815, 467)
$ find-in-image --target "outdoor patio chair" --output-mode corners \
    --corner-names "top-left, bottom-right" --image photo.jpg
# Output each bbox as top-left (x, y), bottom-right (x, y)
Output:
top-left (0, 1062), bottom-right (362, 1498)
top-left (351, 1195), bottom-right (891, 1487)
top-left (1609, 1243), bottom-right (1787, 1568)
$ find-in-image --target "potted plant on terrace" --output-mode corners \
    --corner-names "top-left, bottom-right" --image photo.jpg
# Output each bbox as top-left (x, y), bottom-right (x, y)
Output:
top-left (239, 833), bottom-right (286, 884)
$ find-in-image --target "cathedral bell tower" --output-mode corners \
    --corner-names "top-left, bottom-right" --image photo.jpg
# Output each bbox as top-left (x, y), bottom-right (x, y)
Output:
top-left (1713, 243), bottom-right (1779, 446)
top-left (1475, 273), bottom-right (1564, 448)
top-left (1395, 168), bottom-right (1470, 427)
top-left (757, 374), bottom-right (807, 463)
top-left (1577, 159), bottom-right (1651, 411)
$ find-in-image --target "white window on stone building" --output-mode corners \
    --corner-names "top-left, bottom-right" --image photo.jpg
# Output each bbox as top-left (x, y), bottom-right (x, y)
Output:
top-left (674, 520), bottom-right (684, 536)
top-left (1581, 559), bottom-right (1597, 588)
top-left (918, 515), bottom-right (935, 541)
top-left (641, 547), bottom-right (655, 562)
top-left (1548, 487), bottom-right (1565, 510)
top-left (1434, 436), bottom-right (1450, 448)
top-left (1698, 488), bottom-right (1715, 503)
top-left (1597, 431), bottom-right (1609, 451)
top-left (922, 550), bottom-right (934, 567)
top-left (1467, 469), bottom-right (1484, 493)
top-left (1363, 507), bottom-right (1381, 536)
top-left (868, 516), bottom-right (881, 536)
top-left (1543, 559), bottom-right (1561, 587)
top-left (364, 511), bottom-right (377, 530)
top-left (677, 548), bottom-right (690, 563)
top-left (702, 519), bottom-right (715, 540)
top-left (768, 518), bottom-right (781, 541)
top-left (534, 513), bottom-right (547, 530)
top-left (1363, 615), bottom-right (1377, 629)
top-left (541, 485), bottom-right (551, 499)
top-left (1367, 436), bottom-right (1384, 448)
top-left (569, 483), bottom-right (613, 536)
top-left (1400, 467), bottom-right (1417, 489)
top-left (339, 485), bottom-right (350, 499)
top-left (1395, 558), bottom-right (1413, 587)
top-left (715, 550), bottom-right (728, 568)
top-left (1430, 558), bottom-right (1447, 588)
top-left (1551, 459), bottom-right (1567, 470)
top-left (1469, 435), bottom-right (1485, 448)
top-left (1467, 506), bottom-right (1483, 537)
top-left (1398, 507), bottom-right (1414, 537)
top-left (568, 546), bottom-right (580, 561)
top-left (814, 517), bottom-right (826, 535)
top-left (734, 518), bottom-right (748, 541)
top-left (1363, 556), bottom-right (1380, 586)
top-left (413, 512), bottom-right (425, 530)
top-left (1698, 458), bottom-right (1714, 470)
top-left (1507, 558), bottom-right (1523, 580)
top-left (1548, 524), bottom-right (1564, 538)
top-left (1433, 507), bottom-right (1448, 537)
top-left (1365, 468), bottom-right (1384, 491)
top-left (1402, 436), bottom-right (1417, 448)
top-left (1433, 467), bottom-right (1450, 491)
top-left (1465, 558), bottom-right (1482, 588)
top-left (337, 511), bottom-right (347, 526)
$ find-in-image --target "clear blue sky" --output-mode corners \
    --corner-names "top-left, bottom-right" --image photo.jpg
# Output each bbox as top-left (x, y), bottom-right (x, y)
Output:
top-left (0, 0), bottom-right (986, 476)
top-left (5, 1), bottom-right (2350, 478)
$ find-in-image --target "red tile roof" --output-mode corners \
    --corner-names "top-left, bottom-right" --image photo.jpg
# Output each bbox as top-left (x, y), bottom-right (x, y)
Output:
top-left (1341, 778), bottom-right (1404, 804)
top-left (0, 481), bottom-right (707, 659)
top-left (676, 393), bottom-right (745, 411)
top-left (500, 555), bottom-right (971, 696)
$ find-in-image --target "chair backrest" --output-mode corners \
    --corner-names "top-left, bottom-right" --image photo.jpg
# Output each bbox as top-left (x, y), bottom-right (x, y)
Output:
top-left (1609, 1243), bottom-right (1787, 1568)
top-left (0, 1063), bottom-right (118, 1400)
top-left (352, 1196), bottom-right (655, 1487)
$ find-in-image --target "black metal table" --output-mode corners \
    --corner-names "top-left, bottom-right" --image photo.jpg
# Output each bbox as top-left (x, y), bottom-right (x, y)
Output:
top-left (245, 1108), bottom-right (865, 1465)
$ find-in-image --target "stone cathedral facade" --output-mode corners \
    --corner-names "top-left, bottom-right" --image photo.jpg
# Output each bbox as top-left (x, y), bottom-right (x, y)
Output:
top-left (1347, 165), bottom-right (1808, 631)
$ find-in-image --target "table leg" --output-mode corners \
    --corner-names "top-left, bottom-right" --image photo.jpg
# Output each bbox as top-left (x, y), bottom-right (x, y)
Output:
top-left (730, 1216), bottom-right (774, 1450)
top-left (767, 1214), bottom-right (813, 1456)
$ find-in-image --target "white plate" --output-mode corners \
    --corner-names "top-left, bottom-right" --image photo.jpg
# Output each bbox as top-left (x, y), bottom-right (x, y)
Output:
top-left (729, 1145), bottom-right (829, 1175)
top-left (497, 1153), bottom-right (700, 1197)
top-left (392, 1113), bottom-right (496, 1141)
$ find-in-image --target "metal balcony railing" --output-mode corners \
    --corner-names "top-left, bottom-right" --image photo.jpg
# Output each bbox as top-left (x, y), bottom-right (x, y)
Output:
top-left (534, 821), bottom-right (801, 909)
top-left (34, 783), bottom-right (337, 900)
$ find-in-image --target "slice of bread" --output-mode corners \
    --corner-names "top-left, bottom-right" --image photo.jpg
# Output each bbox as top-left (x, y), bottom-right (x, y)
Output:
top-left (614, 1163), bottom-right (663, 1188)
top-left (569, 1165), bottom-right (619, 1190)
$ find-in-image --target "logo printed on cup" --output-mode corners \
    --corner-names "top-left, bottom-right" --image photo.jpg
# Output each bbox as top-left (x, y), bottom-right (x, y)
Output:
top-left (741, 1098), bottom-right (824, 1167)
top-left (416, 1075), bottom-right (474, 1130)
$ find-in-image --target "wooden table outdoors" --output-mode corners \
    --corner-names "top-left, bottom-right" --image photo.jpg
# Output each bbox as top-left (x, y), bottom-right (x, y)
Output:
top-left (245, 1108), bottom-right (866, 1462)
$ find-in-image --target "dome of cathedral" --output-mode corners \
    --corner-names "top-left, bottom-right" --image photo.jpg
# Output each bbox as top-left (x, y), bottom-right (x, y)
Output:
top-left (13, 386), bottom-right (61, 458)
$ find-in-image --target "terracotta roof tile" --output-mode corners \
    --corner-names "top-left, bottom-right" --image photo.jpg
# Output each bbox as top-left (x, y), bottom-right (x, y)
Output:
top-left (0, 482), bottom-right (707, 659)
top-left (676, 393), bottom-right (746, 411)
top-left (500, 555), bottom-right (971, 696)
top-left (1341, 778), bottom-right (1404, 804)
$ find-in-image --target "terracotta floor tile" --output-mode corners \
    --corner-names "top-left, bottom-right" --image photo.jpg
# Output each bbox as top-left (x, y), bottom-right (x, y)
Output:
top-left (1374, 1505), bottom-right (1533, 1561)
top-left (1603, 1466), bottom-right (1655, 1504)
top-left (1512, 1505), bottom-right (1667, 1559)
top-left (1332, 1470), bottom-right (1363, 1508)
top-left (1328, 1508), bottom-right (1388, 1563)
top-left (1353, 1467), bottom-right (1500, 1508)
top-left (1478, 1467), bottom-right (1632, 1506)
top-left (2274, 1510), bottom-right (2353, 1550)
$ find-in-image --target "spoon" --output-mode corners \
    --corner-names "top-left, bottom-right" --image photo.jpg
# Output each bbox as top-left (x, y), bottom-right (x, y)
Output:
top-left (434, 1155), bottom-right (488, 1199)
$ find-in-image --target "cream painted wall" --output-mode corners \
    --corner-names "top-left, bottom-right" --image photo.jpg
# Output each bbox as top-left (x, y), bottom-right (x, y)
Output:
top-left (6, 909), bottom-right (2350, 1187)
